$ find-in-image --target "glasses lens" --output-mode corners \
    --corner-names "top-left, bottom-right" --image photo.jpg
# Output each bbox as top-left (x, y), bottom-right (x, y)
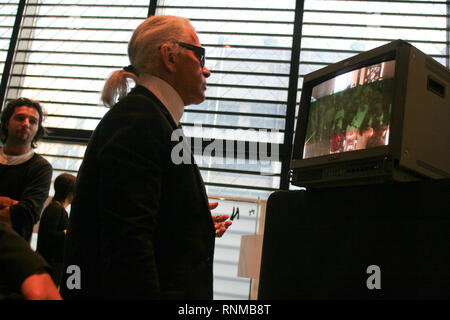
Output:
top-left (178, 42), bottom-right (205, 67)
top-left (198, 53), bottom-right (205, 67)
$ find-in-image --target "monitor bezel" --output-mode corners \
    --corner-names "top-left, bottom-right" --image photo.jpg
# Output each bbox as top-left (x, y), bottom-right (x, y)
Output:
top-left (291, 40), bottom-right (413, 171)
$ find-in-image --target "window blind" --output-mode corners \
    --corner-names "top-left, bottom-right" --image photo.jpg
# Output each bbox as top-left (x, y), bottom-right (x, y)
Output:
top-left (0, 1), bottom-right (20, 78)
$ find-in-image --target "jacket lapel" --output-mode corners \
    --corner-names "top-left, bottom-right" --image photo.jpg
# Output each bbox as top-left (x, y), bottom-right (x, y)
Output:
top-left (130, 85), bottom-right (211, 214)
top-left (131, 85), bottom-right (178, 130)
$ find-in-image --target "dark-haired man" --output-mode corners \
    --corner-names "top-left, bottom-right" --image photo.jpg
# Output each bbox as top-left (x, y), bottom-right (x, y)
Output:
top-left (37, 173), bottom-right (76, 287)
top-left (0, 97), bottom-right (53, 242)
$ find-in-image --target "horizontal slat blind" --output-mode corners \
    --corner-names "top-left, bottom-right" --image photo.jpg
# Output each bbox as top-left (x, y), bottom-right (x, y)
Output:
top-left (6, 0), bottom-right (147, 131)
top-left (0, 1), bottom-right (20, 78)
top-left (3, 1), bottom-right (449, 194)
top-left (3, 0), bottom-right (148, 181)
top-left (300, 0), bottom-right (449, 81)
top-left (155, 1), bottom-right (296, 200)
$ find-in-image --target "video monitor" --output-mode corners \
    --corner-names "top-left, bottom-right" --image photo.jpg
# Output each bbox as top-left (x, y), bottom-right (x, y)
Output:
top-left (291, 40), bottom-right (450, 188)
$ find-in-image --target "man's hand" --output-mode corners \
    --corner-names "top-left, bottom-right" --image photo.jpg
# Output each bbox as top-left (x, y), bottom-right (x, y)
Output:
top-left (0, 197), bottom-right (18, 226)
top-left (209, 202), bottom-right (220, 210)
top-left (21, 270), bottom-right (62, 300)
top-left (209, 202), bottom-right (232, 238)
top-left (0, 196), bottom-right (18, 209)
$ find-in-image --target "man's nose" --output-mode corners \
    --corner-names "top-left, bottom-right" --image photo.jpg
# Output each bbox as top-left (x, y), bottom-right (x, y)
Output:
top-left (203, 66), bottom-right (211, 78)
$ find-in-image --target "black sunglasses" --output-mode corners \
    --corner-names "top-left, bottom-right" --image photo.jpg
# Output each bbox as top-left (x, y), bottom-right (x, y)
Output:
top-left (177, 42), bottom-right (205, 68)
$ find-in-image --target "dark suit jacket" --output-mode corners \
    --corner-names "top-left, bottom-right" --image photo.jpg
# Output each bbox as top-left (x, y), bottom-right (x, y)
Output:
top-left (37, 200), bottom-right (69, 263)
top-left (0, 154), bottom-right (52, 242)
top-left (61, 85), bottom-right (215, 299)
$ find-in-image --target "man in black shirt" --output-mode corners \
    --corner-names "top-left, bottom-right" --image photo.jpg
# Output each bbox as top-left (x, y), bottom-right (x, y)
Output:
top-left (0, 97), bottom-right (53, 242)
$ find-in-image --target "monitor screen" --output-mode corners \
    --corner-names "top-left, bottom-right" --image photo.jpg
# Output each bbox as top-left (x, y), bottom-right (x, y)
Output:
top-left (303, 60), bottom-right (396, 159)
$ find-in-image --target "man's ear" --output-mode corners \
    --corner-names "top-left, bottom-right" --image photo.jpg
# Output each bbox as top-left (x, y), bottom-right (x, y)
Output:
top-left (160, 43), bottom-right (176, 72)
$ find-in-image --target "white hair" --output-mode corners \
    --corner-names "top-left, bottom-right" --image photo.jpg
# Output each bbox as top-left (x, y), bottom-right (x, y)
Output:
top-left (101, 15), bottom-right (194, 108)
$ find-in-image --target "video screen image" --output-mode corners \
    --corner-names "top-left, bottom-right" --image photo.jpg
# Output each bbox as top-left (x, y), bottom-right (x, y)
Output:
top-left (303, 60), bottom-right (396, 159)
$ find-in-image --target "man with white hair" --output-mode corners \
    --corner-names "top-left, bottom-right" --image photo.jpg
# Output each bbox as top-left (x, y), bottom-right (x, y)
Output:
top-left (62, 15), bottom-right (230, 300)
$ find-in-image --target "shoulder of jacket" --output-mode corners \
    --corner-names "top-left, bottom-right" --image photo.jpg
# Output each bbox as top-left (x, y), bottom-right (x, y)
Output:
top-left (31, 153), bottom-right (52, 168)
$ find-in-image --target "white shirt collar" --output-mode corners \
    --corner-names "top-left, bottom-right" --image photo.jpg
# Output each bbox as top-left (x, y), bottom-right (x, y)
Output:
top-left (137, 74), bottom-right (185, 125)
top-left (0, 147), bottom-right (35, 165)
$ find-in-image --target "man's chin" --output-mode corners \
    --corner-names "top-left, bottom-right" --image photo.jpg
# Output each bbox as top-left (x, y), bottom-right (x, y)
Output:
top-left (191, 96), bottom-right (206, 106)
top-left (10, 136), bottom-right (34, 146)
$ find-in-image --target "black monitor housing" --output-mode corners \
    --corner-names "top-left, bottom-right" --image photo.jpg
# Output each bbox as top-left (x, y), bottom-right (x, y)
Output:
top-left (291, 40), bottom-right (449, 188)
